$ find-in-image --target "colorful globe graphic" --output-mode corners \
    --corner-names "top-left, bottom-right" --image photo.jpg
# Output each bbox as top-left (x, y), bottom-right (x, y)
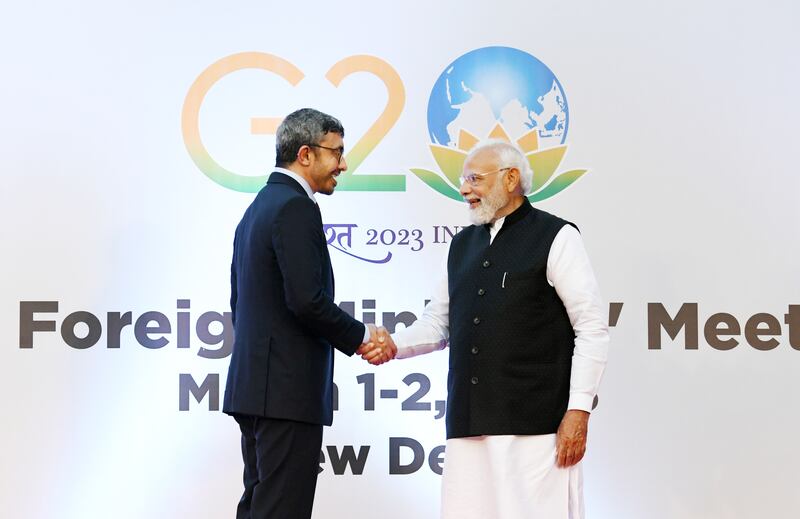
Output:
top-left (427, 47), bottom-right (569, 150)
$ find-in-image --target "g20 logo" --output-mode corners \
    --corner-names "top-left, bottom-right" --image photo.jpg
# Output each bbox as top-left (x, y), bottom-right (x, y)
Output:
top-left (182, 46), bottom-right (586, 201)
top-left (181, 53), bottom-right (406, 193)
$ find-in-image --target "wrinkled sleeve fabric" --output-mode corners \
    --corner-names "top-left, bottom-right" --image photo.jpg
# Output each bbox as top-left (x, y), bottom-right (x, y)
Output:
top-left (547, 225), bottom-right (609, 412)
top-left (393, 254), bottom-right (450, 358)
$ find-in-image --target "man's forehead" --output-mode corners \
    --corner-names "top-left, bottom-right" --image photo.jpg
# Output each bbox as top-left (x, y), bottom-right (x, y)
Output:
top-left (319, 132), bottom-right (344, 146)
top-left (464, 149), bottom-right (499, 170)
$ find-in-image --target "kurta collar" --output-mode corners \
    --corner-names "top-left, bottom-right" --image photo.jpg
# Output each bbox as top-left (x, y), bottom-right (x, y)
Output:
top-left (486, 199), bottom-right (532, 237)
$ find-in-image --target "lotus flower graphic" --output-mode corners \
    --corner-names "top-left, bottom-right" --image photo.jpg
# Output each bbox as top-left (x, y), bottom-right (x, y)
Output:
top-left (411, 46), bottom-right (587, 202)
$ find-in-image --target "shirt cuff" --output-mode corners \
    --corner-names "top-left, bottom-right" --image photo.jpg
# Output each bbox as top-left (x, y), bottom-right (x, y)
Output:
top-left (362, 325), bottom-right (371, 345)
top-left (567, 392), bottom-right (596, 413)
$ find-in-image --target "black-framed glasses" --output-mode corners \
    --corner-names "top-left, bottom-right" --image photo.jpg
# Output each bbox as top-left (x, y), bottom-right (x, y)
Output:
top-left (459, 167), bottom-right (511, 186)
top-left (308, 144), bottom-right (345, 163)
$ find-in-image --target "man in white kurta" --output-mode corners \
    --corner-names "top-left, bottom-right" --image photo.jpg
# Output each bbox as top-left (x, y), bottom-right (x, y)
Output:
top-left (377, 140), bottom-right (609, 519)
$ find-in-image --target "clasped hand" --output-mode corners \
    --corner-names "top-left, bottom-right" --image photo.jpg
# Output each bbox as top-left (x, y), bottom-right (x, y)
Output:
top-left (356, 324), bottom-right (397, 365)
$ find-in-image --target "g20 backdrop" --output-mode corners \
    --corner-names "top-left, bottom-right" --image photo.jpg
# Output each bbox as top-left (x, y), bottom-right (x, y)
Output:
top-left (2, 1), bottom-right (798, 518)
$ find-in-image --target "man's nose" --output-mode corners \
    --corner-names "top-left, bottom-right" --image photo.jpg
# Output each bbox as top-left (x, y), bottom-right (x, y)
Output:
top-left (459, 179), bottom-right (472, 196)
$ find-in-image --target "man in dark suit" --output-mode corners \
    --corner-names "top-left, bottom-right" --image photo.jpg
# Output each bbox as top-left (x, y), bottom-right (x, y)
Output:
top-left (222, 108), bottom-right (390, 519)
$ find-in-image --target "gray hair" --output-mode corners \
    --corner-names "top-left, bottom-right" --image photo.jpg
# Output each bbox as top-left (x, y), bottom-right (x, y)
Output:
top-left (275, 108), bottom-right (344, 167)
top-left (465, 140), bottom-right (533, 195)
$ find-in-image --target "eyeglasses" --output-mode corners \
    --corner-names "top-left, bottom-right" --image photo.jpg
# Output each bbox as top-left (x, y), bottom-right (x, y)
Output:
top-left (308, 144), bottom-right (345, 163)
top-left (459, 167), bottom-right (511, 186)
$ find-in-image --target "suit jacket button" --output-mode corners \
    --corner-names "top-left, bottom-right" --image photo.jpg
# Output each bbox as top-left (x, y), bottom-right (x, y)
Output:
top-left (471, 346), bottom-right (479, 354)
top-left (477, 288), bottom-right (486, 296)
top-left (473, 317), bottom-right (480, 325)
top-left (482, 260), bottom-right (490, 268)
top-left (471, 376), bottom-right (479, 385)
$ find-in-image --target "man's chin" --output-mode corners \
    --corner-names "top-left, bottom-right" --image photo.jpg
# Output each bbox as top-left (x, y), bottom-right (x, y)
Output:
top-left (319, 181), bottom-right (336, 195)
top-left (468, 208), bottom-right (492, 225)
top-left (322, 176), bottom-right (339, 195)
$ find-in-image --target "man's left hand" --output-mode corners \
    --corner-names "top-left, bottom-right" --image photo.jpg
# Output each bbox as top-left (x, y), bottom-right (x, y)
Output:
top-left (555, 409), bottom-right (589, 468)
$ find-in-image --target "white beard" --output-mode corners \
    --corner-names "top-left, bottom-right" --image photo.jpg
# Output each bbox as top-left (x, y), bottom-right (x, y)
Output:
top-left (467, 181), bottom-right (508, 225)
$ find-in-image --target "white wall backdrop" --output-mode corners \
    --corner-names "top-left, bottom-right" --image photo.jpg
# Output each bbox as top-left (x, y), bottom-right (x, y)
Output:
top-left (2, 1), bottom-right (799, 518)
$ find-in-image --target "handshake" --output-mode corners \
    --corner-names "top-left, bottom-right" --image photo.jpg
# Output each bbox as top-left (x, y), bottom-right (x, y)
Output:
top-left (356, 324), bottom-right (398, 365)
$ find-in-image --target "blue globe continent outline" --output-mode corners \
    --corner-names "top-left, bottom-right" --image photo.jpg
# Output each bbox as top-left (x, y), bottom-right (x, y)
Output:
top-left (427, 46), bottom-right (569, 149)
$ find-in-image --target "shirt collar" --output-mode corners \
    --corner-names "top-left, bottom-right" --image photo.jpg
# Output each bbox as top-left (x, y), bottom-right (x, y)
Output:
top-left (272, 167), bottom-right (316, 202)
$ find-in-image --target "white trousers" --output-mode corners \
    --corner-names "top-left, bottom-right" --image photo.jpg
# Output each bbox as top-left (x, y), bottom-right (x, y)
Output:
top-left (440, 434), bottom-right (584, 519)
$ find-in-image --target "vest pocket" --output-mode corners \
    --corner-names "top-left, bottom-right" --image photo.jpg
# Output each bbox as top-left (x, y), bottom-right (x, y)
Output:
top-left (504, 266), bottom-right (543, 284)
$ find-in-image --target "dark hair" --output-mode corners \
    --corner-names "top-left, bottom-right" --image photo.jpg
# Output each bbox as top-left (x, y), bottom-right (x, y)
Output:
top-left (275, 108), bottom-right (344, 167)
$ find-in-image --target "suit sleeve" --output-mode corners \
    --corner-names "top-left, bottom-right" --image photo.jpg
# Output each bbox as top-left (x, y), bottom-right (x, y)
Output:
top-left (230, 228), bottom-right (238, 326)
top-left (272, 196), bottom-right (366, 355)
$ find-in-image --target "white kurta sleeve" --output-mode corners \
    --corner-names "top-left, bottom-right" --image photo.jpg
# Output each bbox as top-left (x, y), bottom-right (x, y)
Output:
top-left (392, 255), bottom-right (450, 359)
top-left (547, 225), bottom-right (609, 412)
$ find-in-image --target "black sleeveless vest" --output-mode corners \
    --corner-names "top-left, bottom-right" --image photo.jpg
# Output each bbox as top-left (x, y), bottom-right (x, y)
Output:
top-left (446, 201), bottom-right (577, 438)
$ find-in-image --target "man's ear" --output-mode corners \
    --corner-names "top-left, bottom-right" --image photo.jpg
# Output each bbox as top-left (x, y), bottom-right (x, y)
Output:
top-left (297, 145), bottom-right (313, 167)
top-left (505, 167), bottom-right (521, 193)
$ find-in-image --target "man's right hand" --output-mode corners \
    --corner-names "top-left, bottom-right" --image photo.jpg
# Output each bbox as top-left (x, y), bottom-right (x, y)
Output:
top-left (555, 409), bottom-right (589, 468)
top-left (357, 324), bottom-right (397, 365)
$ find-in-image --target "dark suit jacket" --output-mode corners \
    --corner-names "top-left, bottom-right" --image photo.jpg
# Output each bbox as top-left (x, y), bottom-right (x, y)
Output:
top-left (222, 172), bottom-right (365, 426)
